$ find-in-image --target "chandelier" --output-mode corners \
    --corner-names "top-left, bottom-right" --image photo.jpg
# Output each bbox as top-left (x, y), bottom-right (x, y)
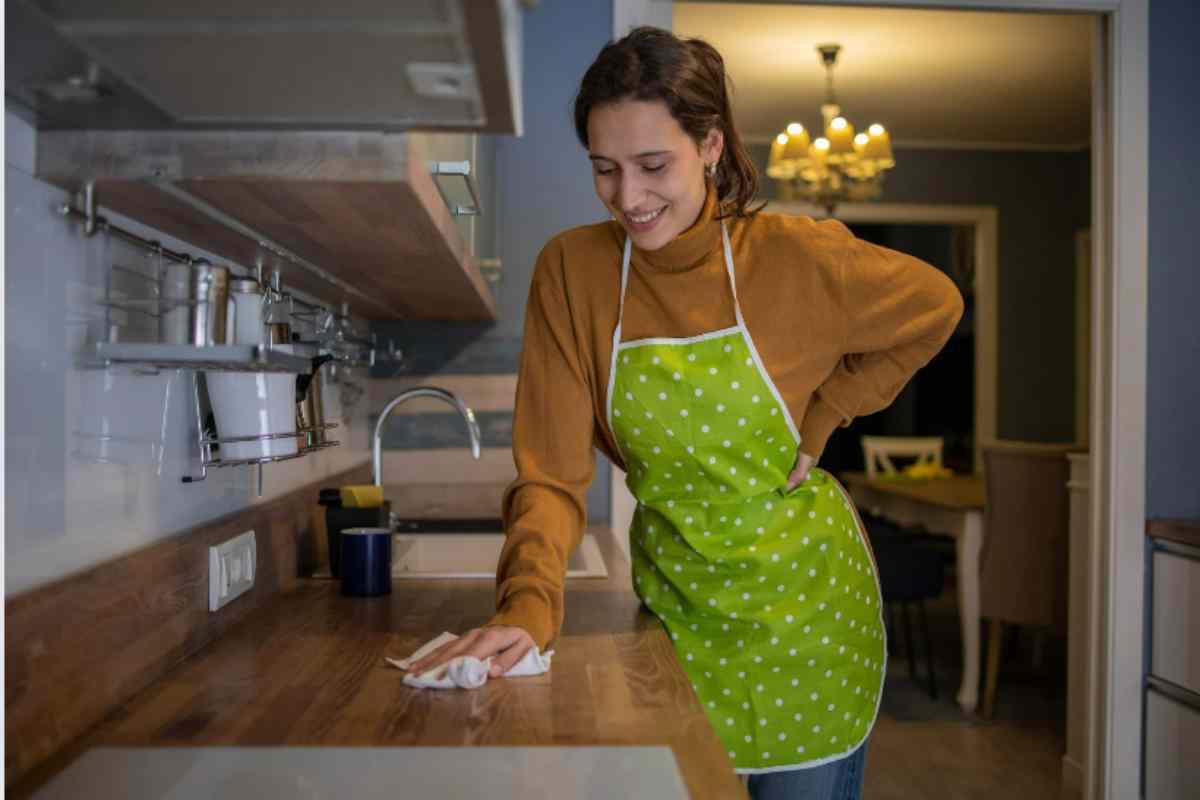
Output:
top-left (767, 43), bottom-right (895, 216)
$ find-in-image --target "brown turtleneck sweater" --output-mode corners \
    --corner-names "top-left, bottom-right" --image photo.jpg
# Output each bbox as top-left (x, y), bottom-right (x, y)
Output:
top-left (489, 189), bottom-right (964, 649)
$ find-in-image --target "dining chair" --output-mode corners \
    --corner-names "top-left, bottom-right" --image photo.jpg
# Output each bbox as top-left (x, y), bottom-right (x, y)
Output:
top-left (861, 511), bottom-right (945, 700)
top-left (979, 442), bottom-right (1076, 718)
top-left (861, 436), bottom-right (945, 479)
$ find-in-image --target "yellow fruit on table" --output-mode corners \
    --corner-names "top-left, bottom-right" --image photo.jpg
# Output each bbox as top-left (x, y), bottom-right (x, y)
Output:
top-left (901, 462), bottom-right (954, 480)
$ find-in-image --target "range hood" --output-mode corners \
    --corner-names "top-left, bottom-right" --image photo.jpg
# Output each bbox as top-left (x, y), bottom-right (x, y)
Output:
top-left (5, 0), bottom-right (523, 134)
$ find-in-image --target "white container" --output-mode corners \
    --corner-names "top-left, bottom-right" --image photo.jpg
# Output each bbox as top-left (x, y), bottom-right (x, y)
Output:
top-left (206, 345), bottom-right (298, 461)
top-left (225, 278), bottom-right (265, 346)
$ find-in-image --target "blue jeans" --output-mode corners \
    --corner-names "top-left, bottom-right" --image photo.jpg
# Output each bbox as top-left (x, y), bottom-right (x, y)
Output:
top-left (744, 745), bottom-right (867, 800)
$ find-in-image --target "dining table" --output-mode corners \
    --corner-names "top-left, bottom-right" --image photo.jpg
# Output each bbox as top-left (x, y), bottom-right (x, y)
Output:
top-left (838, 471), bottom-right (987, 712)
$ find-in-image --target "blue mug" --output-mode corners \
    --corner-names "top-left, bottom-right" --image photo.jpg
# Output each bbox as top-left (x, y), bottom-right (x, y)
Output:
top-left (339, 527), bottom-right (392, 597)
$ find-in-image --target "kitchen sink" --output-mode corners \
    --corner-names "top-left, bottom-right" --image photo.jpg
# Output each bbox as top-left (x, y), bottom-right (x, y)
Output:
top-left (391, 517), bottom-right (505, 533)
top-left (392, 532), bottom-right (608, 580)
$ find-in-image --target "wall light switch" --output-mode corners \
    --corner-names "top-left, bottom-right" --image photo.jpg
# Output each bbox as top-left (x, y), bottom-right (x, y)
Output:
top-left (209, 530), bottom-right (256, 612)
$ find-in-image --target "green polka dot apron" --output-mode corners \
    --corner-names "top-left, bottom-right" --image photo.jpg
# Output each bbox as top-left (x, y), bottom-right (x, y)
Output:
top-left (606, 223), bottom-right (887, 774)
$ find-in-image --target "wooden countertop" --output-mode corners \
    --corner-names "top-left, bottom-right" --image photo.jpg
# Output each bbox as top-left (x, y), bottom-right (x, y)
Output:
top-left (13, 527), bottom-right (747, 800)
top-left (1147, 518), bottom-right (1200, 550)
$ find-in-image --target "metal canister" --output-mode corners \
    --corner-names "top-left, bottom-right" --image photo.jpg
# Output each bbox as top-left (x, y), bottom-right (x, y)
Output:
top-left (265, 322), bottom-right (292, 346)
top-left (296, 353), bottom-right (332, 447)
top-left (190, 261), bottom-right (230, 346)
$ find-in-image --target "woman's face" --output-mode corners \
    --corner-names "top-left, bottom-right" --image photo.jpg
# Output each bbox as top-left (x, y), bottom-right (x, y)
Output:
top-left (587, 99), bottom-right (723, 252)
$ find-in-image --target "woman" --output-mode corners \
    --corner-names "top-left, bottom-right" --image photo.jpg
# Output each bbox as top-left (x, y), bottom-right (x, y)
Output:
top-left (407, 26), bottom-right (963, 799)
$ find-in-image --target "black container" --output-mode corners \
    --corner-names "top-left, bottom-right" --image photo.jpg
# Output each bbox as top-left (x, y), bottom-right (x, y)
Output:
top-left (339, 528), bottom-right (392, 597)
top-left (323, 503), bottom-right (388, 578)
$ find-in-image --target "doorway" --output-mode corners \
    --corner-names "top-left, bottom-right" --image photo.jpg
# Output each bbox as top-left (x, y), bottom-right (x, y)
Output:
top-left (763, 201), bottom-right (1000, 475)
top-left (612, 2), bottom-right (1150, 799)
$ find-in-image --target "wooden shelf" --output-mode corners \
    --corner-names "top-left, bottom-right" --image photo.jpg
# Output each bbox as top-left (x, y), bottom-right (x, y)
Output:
top-left (36, 131), bottom-right (497, 322)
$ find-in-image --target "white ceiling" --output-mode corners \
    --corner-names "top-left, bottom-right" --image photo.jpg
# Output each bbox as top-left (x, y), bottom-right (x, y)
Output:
top-left (673, 2), bottom-right (1093, 150)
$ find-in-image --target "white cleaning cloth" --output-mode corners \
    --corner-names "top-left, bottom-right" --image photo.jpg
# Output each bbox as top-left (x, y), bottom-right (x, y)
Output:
top-left (386, 631), bottom-right (554, 690)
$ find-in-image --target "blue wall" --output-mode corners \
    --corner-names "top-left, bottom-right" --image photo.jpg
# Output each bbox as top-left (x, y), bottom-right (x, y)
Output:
top-left (1147, 0), bottom-right (1200, 519)
top-left (495, 0), bottom-right (616, 521)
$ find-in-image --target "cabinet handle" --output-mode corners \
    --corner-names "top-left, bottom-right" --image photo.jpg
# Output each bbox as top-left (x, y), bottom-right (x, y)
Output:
top-left (430, 161), bottom-right (482, 217)
top-left (1147, 675), bottom-right (1200, 714)
top-left (1153, 538), bottom-right (1200, 562)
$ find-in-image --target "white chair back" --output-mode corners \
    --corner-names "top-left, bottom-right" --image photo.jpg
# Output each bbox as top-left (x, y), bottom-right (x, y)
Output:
top-left (861, 436), bottom-right (945, 478)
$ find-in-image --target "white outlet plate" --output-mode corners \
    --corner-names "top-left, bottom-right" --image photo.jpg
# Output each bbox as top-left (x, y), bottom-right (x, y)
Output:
top-left (209, 530), bottom-right (256, 612)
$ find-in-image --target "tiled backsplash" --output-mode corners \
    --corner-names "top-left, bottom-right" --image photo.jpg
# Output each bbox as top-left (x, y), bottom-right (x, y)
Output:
top-left (4, 112), bottom-right (371, 596)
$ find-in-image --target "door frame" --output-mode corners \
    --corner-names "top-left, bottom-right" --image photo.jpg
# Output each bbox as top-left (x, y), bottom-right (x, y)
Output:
top-left (763, 201), bottom-right (999, 474)
top-left (614, 2), bottom-right (1148, 799)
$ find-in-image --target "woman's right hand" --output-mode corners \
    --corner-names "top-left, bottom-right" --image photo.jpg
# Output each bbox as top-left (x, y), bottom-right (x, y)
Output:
top-left (785, 448), bottom-right (816, 492)
top-left (405, 625), bottom-right (537, 679)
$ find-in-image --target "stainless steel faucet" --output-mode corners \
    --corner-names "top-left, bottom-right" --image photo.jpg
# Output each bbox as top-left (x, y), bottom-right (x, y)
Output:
top-left (372, 387), bottom-right (482, 486)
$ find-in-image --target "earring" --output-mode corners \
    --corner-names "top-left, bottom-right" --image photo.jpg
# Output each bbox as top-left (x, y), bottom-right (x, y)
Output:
top-left (706, 162), bottom-right (718, 177)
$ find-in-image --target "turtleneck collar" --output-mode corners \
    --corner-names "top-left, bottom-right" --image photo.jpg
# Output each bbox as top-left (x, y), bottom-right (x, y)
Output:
top-left (629, 183), bottom-right (722, 274)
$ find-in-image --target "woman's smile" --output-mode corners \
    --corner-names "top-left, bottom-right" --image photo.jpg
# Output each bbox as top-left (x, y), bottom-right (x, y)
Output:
top-left (624, 204), bottom-right (669, 232)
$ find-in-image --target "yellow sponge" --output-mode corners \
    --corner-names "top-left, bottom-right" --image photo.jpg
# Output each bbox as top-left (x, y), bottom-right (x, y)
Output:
top-left (340, 484), bottom-right (384, 508)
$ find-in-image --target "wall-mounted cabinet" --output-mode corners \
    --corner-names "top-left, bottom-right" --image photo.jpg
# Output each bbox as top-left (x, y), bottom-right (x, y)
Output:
top-left (7, 0), bottom-right (523, 135)
top-left (1145, 523), bottom-right (1200, 800)
top-left (37, 130), bottom-right (498, 321)
top-left (7, 0), bottom-right (521, 322)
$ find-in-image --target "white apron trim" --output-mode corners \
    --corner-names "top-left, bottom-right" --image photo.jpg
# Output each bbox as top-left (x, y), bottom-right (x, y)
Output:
top-left (606, 224), bottom-right (803, 451)
top-left (719, 224), bottom-right (802, 448)
top-left (619, 325), bottom-right (743, 350)
top-left (735, 736), bottom-right (869, 776)
top-left (605, 235), bottom-right (633, 465)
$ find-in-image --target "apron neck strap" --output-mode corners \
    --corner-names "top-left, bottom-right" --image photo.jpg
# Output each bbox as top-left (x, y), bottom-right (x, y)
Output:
top-left (615, 221), bottom-right (741, 339)
top-left (720, 221), bottom-right (748, 330)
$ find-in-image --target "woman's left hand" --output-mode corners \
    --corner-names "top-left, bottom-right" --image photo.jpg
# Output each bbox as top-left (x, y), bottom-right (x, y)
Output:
top-left (785, 449), bottom-right (816, 492)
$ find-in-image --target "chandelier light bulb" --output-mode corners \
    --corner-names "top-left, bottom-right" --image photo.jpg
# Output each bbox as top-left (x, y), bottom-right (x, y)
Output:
top-left (768, 42), bottom-right (894, 215)
top-left (862, 124), bottom-right (894, 166)
top-left (782, 125), bottom-right (811, 161)
top-left (768, 132), bottom-right (791, 178)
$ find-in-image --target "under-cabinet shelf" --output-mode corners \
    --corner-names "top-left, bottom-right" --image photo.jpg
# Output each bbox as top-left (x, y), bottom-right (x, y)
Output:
top-left (95, 343), bottom-right (312, 374)
top-left (39, 131), bottom-right (498, 321)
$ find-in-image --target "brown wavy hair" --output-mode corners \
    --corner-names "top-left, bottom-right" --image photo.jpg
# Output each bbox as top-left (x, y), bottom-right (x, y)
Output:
top-left (573, 26), bottom-right (761, 219)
